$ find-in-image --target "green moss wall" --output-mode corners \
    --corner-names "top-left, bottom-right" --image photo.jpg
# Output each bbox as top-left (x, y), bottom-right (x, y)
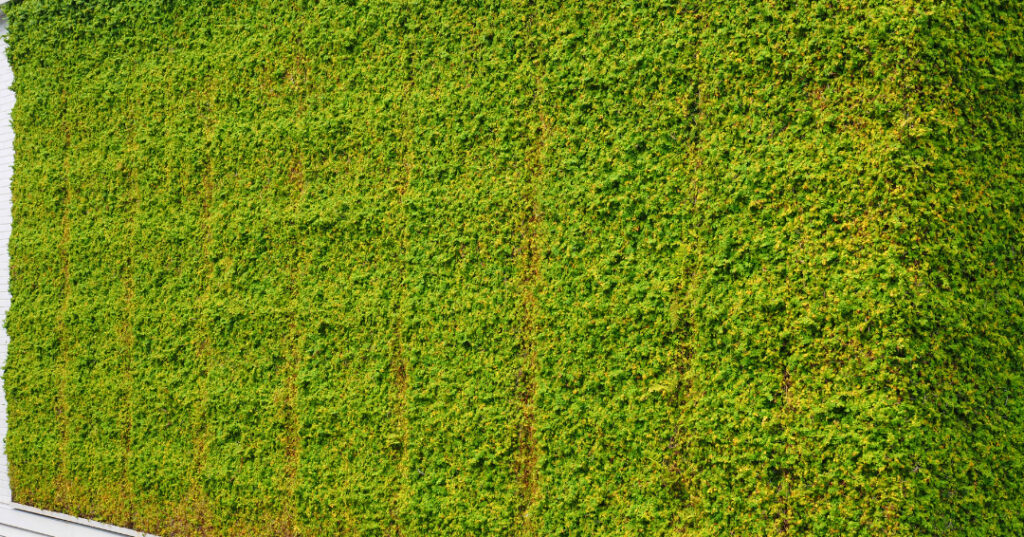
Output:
top-left (3, 1), bottom-right (1021, 536)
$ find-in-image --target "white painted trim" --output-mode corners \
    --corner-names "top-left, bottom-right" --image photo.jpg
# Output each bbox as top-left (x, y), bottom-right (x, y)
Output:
top-left (1, 504), bottom-right (155, 537)
top-left (0, 10), bottom-right (160, 537)
top-left (1, 6), bottom-right (17, 511)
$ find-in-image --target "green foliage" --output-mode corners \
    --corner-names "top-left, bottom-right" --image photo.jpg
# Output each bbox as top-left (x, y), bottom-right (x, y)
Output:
top-left (2, 1), bottom-right (1021, 536)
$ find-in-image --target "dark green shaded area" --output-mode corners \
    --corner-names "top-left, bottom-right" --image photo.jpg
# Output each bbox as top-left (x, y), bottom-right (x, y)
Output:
top-left (3, 1), bottom-right (1021, 536)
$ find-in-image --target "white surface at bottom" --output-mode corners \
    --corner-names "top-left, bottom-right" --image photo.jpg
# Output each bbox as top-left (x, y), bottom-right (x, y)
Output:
top-left (0, 503), bottom-right (153, 537)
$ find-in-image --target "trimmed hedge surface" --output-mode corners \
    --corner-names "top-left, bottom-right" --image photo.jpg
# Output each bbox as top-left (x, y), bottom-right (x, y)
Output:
top-left (3, 1), bottom-right (1021, 536)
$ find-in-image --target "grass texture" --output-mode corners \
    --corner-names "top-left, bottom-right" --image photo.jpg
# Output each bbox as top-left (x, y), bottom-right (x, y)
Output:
top-left (3, 1), bottom-right (1022, 535)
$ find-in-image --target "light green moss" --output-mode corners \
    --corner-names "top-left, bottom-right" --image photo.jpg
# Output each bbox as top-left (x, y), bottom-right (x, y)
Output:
top-left (3, 1), bottom-right (1021, 535)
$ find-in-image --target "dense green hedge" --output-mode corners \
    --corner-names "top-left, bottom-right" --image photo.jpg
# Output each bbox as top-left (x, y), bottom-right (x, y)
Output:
top-left (3, 1), bottom-right (1021, 536)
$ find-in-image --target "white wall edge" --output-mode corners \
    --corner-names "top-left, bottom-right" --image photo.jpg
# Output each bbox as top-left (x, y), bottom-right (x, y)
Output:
top-left (1, 503), bottom-right (158, 537)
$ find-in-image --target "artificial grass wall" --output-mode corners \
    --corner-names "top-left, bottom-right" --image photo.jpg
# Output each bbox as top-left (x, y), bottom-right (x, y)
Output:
top-left (2, 1), bottom-right (1021, 536)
